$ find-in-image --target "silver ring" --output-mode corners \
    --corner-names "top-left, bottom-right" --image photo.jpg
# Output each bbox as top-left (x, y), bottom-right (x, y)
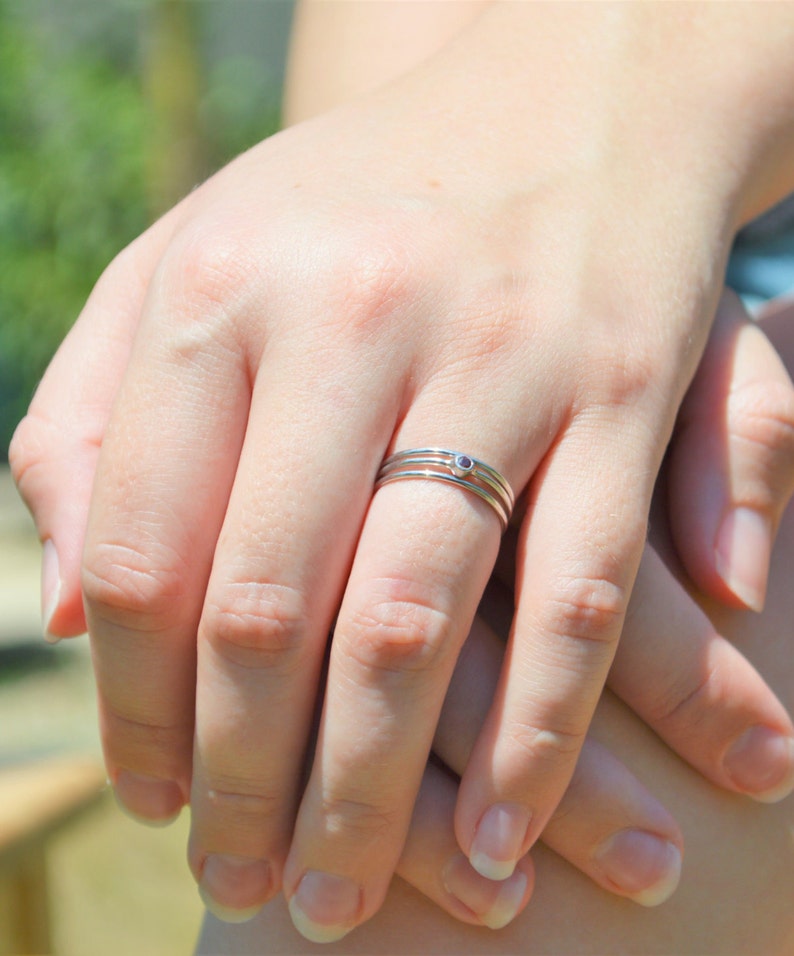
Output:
top-left (375, 448), bottom-right (514, 532)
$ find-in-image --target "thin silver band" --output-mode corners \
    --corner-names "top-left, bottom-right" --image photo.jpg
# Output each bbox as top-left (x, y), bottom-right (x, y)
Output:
top-left (375, 448), bottom-right (514, 532)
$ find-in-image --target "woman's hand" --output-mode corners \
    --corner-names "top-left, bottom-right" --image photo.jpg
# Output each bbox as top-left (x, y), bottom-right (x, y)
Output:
top-left (11, 3), bottom-right (794, 940)
top-left (323, 295), bottom-right (794, 936)
top-left (197, 439), bottom-right (794, 932)
top-left (13, 279), bottom-right (794, 934)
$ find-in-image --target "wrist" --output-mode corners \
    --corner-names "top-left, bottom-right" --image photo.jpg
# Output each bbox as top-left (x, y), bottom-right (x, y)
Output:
top-left (433, 2), bottom-right (794, 226)
top-left (667, 4), bottom-right (794, 224)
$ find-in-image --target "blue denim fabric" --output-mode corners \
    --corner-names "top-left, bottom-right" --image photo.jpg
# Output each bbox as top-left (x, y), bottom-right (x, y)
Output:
top-left (727, 194), bottom-right (794, 310)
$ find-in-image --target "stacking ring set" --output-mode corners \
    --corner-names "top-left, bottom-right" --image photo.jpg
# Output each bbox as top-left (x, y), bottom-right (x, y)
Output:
top-left (375, 448), bottom-right (515, 531)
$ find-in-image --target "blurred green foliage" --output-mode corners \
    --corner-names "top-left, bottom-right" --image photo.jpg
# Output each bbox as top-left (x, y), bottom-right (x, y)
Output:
top-left (0, 1), bottom-right (281, 458)
top-left (0, 8), bottom-right (146, 456)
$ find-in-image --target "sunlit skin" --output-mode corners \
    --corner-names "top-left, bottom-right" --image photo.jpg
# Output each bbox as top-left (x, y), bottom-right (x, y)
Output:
top-left (10, 2), bottom-right (794, 949)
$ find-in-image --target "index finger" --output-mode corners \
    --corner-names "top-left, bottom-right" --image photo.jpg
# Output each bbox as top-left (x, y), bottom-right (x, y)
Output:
top-left (10, 208), bottom-right (182, 639)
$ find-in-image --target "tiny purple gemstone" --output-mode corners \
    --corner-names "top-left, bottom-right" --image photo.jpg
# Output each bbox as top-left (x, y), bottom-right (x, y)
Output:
top-left (453, 454), bottom-right (474, 476)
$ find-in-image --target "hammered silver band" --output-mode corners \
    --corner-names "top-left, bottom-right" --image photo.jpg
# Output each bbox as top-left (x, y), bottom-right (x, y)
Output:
top-left (375, 448), bottom-right (514, 532)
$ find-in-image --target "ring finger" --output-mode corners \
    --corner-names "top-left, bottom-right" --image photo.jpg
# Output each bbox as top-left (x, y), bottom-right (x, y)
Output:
top-left (280, 389), bottom-right (537, 944)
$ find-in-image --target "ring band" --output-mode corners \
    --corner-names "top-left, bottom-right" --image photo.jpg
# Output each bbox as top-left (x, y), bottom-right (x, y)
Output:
top-left (375, 448), bottom-right (514, 532)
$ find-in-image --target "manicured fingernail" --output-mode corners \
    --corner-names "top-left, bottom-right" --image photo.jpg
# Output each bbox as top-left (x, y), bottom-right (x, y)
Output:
top-left (114, 770), bottom-right (184, 826)
top-left (443, 853), bottom-right (528, 930)
top-left (469, 803), bottom-right (532, 881)
top-left (41, 539), bottom-right (62, 643)
top-left (714, 506), bottom-right (771, 612)
top-left (593, 830), bottom-right (681, 907)
top-left (724, 728), bottom-right (794, 803)
top-left (199, 854), bottom-right (271, 923)
top-left (288, 871), bottom-right (361, 943)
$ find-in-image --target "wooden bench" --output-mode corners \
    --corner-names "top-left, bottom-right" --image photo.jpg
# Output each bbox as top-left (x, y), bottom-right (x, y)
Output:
top-left (0, 757), bottom-right (107, 955)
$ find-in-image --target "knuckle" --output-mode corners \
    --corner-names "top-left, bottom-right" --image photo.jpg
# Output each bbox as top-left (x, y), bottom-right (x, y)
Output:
top-left (82, 541), bottom-right (187, 631)
top-left (578, 341), bottom-right (660, 412)
top-left (204, 780), bottom-right (281, 829)
top-left (317, 227), bottom-right (420, 336)
top-left (728, 380), bottom-right (794, 470)
top-left (8, 414), bottom-right (43, 493)
top-left (343, 585), bottom-right (453, 677)
top-left (162, 224), bottom-right (259, 317)
top-left (319, 792), bottom-right (399, 844)
top-left (642, 663), bottom-right (718, 732)
top-left (430, 276), bottom-right (527, 376)
top-left (506, 720), bottom-right (586, 770)
top-left (10, 410), bottom-right (97, 503)
top-left (105, 707), bottom-right (192, 764)
top-left (154, 226), bottom-right (264, 368)
top-left (202, 581), bottom-right (308, 671)
top-left (541, 573), bottom-right (628, 644)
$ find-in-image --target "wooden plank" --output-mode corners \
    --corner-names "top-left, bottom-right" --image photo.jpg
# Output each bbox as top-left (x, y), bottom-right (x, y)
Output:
top-left (0, 845), bottom-right (51, 955)
top-left (0, 757), bottom-right (107, 872)
top-left (0, 757), bottom-right (106, 955)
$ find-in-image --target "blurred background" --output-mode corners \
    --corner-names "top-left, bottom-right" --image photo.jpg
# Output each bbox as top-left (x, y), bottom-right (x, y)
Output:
top-left (0, 1), bottom-right (292, 952)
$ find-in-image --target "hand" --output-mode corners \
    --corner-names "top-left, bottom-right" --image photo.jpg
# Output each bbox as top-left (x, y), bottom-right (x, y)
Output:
top-left (360, 295), bottom-right (794, 933)
top-left (11, 4), bottom-right (794, 939)
top-left (13, 284), bottom-right (794, 934)
top-left (198, 492), bottom-right (794, 929)
top-left (10, 287), bottom-right (791, 927)
top-left (194, 521), bottom-right (793, 930)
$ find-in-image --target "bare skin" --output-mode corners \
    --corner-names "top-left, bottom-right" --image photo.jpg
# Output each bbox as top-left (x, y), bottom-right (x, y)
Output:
top-left (11, 1), bottom-right (794, 947)
top-left (195, 307), bottom-right (794, 954)
top-left (194, 5), bottom-right (794, 950)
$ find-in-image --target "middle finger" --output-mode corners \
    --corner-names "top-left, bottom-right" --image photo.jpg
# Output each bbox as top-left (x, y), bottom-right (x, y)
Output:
top-left (282, 408), bottom-right (531, 944)
top-left (189, 334), bottom-right (401, 915)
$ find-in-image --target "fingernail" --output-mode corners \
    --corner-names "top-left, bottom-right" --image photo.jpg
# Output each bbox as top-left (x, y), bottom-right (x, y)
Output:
top-left (593, 830), bottom-right (681, 907)
top-left (199, 854), bottom-right (271, 923)
top-left (41, 539), bottom-right (62, 643)
top-left (724, 728), bottom-right (794, 803)
top-left (714, 506), bottom-right (771, 612)
top-left (443, 853), bottom-right (528, 930)
top-left (114, 770), bottom-right (184, 826)
top-left (469, 803), bottom-right (532, 881)
top-left (288, 871), bottom-right (361, 944)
